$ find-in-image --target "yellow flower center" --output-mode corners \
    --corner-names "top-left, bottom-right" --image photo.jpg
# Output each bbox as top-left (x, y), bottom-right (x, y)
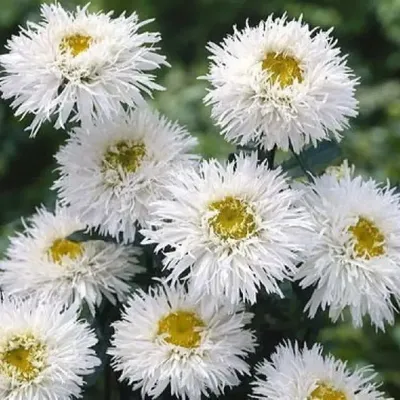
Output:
top-left (157, 310), bottom-right (205, 348)
top-left (262, 52), bottom-right (303, 87)
top-left (60, 33), bottom-right (92, 56)
top-left (348, 217), bottom-right (385, 259)
top-left (308, 383), bottom-right (347, 400)
top-left (48, 238), bottom-right (83, 263)
top-left (0, 334), bottom-right (47, 383)
top-left (208, 196), bottom-right (257, 241)
top-left (103, 140), bottom-right (147, 175)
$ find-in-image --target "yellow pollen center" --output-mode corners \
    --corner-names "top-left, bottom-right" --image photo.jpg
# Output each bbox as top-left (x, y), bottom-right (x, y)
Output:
top-left (103, 140), bottom-right (147, 175)
top-left (262, 52), bottom-right (303, 87)
top-left (157, 310), bottom-right (205, 348)
top-left (60, 34), bottom-right (92, 56)
top-left (348, 217), bottom-right (385, 259)
top-left (308, 383), bottom-right (347, 400)
top-left (4, 348), bottom-right (32, 372)
top-left (0, 334), bottom-right (47, 382)
top-left (48, 238), bottom-right (83, 263)
top-left (208, 196), bottom-right (257, 240)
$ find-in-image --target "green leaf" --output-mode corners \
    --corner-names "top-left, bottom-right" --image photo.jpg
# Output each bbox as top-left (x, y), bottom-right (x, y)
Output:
top-left (279, 140), bottom-right (342, 178)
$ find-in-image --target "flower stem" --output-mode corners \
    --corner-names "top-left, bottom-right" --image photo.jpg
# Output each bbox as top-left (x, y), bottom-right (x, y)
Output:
top-left (289, 145), bottom-right (314, 182)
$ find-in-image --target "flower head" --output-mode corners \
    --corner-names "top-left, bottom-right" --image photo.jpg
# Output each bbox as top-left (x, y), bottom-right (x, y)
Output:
top-left (0, 204), bottom-right (143, 315)
top-left (251, 341), bottom-right (390, 400)
top-left (53, 107), bottom-right (198, 243)
top-left (142, 153), bottom-right (311, 304)
top-left (108, 284), bottom-right (256, 399)
top-left (295, 172), bottom-right (400, 330)
top-left (0, 3), bottom-right (168, 135)
top-left (0, 295), bottom-right (100, 399)
top-left (203, 14), bottom-right (358, 153)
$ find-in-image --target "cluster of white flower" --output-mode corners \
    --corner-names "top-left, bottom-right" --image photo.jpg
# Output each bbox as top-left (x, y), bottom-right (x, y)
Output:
top-left (0, 3), bottom-right (397, 399)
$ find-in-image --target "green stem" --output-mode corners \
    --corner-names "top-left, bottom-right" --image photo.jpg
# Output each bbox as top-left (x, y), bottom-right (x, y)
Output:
top-left (289, 145), bottom-right (314, 182)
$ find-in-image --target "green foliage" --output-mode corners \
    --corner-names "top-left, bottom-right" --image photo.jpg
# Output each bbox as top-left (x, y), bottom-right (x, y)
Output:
top-left (0, 0), bottom-right (400, 399)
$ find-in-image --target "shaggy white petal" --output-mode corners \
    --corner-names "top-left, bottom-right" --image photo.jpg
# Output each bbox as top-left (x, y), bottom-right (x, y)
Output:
top-left (203, 14), bottom-right (358, 153)
top-left (142, 153), bottom-right (312, 304)
top-left (295, 172), bottom-right (400, 330)
top-left (0, 295), bottom-right (100, 400)
top-left (0, 3), bottom-right (168, 135)
top-left (0, 204), bottom-right (143, 314)
top-left (251, 341), bottom-right (390, 400)
top-left (108, 284), bottom-right (256, 400)
top-left (53, 107), bottom-right (198, 243)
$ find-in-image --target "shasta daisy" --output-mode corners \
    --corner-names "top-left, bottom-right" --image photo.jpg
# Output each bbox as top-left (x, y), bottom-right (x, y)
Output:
top-left (0, 204), bottom-right (143, 315)
top-left (0, 3), bottom-right (168, 135)
top-left (251, 341), bottom-right (390, 400)
top-left (203, 14), bottom-right (358, 153)
top-left (295, 172), bottom-right (400, 330)
top-left (142, 153), bottom-right (311, 304)
top-left (0, 295), bottom-right (100, 399)
top-left (108, 284), bottom-right (256, 399)
top-left (53, 107), bottom-right (198, 243)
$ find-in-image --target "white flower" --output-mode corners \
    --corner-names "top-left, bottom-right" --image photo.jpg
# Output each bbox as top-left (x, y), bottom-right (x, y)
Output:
top-left (108, 284), bottom-right (256, 400)
top-left (203, 14), bottom-right (358, 153)
top-left (0, 295), bottom-right (100, 400)
top-left (295, 172), bottom-right (400, 330)
top-left (53, 107), bottom-right (198, 243)
top-left (0, 204), bottom-right (143, 315)
top-left (324, 159), bottom-right (355, 180)
top-left (141, 153), bottom-right (311, 304)
top-left (0, 3), bottom-right (168, 136)
top-left (251, 341), bottom-right (390, 400)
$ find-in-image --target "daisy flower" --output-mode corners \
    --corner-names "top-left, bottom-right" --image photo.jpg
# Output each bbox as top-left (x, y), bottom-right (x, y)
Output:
top-left (295, 172), bottom-right (400, 330)
top-left (324, 159), bottom-right (355, 181)
top-left (0, 204), bottom-right (143, 315)
top-left (108, 284), bottom-right (256, 400)
top-left (141, 153), bottom-right (311, 305)
top-left (0, 295), bottom-right (100, 400)
top-left (203, 14), bottom-right (358, 153)
top-left (251, 341), bottom-right (390, 400)
top-left (0, 3), bottom-right (168, 135)
top-left (53, 107), bottom-right (198, 243)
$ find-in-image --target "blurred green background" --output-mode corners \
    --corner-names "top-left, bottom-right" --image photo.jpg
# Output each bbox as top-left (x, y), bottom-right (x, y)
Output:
top-left (0, 0), bottom-right (400, 398)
